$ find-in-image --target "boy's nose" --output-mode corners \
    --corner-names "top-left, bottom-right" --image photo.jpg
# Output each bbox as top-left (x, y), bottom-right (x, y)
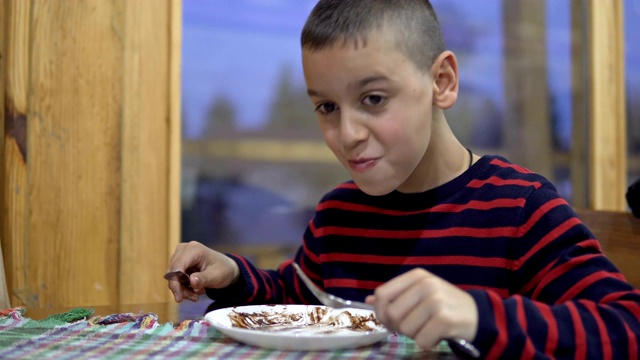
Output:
top-left (339, 110), bottom-right (368, 149)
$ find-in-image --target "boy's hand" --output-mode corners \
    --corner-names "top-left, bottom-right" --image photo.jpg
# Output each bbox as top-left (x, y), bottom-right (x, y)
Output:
top-left (166, 241), bottom-right (240, 303)
top-left (365, 268), bottom-right (478, 350)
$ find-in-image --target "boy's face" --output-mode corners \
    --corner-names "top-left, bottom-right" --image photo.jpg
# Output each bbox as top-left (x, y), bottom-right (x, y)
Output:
top-left (303, 30), bottom-right (436, 195)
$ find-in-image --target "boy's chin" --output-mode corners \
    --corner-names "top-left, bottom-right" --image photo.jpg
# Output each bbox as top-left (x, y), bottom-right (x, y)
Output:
top-left (353, 180), bottom-right (396, 196)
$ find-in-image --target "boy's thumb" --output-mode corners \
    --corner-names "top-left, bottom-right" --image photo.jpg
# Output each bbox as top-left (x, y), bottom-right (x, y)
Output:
top-left (189, 273), bottom-right (207, 292)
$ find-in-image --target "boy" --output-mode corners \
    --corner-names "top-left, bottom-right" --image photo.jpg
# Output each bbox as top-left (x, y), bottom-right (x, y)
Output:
top-left (167, 1), bottom-right (640, 358)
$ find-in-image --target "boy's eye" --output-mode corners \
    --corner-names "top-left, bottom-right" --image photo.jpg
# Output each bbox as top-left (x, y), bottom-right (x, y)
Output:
top-left (315, 102), bottom-right (338, 115)
top-left (363, 94), bottom-right (385, 106)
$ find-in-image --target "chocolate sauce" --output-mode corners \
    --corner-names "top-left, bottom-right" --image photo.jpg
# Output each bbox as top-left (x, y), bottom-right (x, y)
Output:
top-left (228, 306), bottom-right (382, 334)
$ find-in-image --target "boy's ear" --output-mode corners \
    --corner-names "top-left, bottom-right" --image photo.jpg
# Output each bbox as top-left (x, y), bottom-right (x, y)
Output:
top-left (430, 51), bottom-right (459, 109)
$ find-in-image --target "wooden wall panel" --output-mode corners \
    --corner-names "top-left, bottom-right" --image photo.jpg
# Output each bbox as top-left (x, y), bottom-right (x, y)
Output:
top-left (27, 0), bottom-right (123, 307)
top-left (1, 0), bottom-right (31, 307)
top-left (0, 0), bottom-right (8, 309)
top-left (1, 0), bottom-right (181, 308)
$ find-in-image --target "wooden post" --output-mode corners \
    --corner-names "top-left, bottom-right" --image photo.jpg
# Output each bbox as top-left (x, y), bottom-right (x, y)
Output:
top-left (168, 0), bottom-right (183, 302)
top-left (0, 0), bottom-right (181, 308)
top-left (502, 0), bottom-right (553, 179)
top-left (587, 0), bottom-right (627, 210)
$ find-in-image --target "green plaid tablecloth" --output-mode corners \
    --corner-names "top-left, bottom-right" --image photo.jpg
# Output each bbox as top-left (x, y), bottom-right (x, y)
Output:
top-left (0, 307), bottom-right (449, 359)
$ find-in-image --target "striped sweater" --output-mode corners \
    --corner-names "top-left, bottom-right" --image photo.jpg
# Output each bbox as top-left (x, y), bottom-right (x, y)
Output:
top-left (206, 155), bottom-right (640, 359)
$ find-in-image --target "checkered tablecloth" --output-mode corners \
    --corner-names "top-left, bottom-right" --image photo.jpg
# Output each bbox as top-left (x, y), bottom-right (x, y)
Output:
top-left (0, 307), bottom-right (448, 359)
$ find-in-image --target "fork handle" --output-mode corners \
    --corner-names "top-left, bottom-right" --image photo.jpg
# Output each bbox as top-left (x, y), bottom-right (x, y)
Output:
top-left (342, 300), bottom-right (374, 310)
top-left (447, 337), bottom-right (480, 359)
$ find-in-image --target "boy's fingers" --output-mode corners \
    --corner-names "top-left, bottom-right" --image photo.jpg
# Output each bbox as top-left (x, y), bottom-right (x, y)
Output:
top-left (189, 274), bottom-right (204, 292)
top-left (397, 301), bottom-right (433, 338)
top-left (188, 262), bottom-right (231, 291)
top-left (168, 242), bottom-right (189, 267)
top-left (375, 268), bottom-right (432, 303)
top-left (372, 269), bottom-right (439, 329)
top-left (168, 281), bottom-right (184, 302)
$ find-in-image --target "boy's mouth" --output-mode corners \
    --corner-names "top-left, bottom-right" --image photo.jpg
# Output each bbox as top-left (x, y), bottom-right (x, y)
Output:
top-left (348, 158), bottom-right (379, 172)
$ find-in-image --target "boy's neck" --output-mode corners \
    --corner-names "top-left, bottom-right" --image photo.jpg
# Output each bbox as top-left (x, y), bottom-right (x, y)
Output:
top-left (397, 113), bottom-right (469, 193)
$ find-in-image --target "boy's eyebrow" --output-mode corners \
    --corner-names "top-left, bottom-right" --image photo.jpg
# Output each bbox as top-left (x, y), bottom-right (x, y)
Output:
top-left (307, 75), bottom-right (390, 97)
top-left (307, 88), bottom-right (321, 97)
top-left (356, 75), bottom-right (389, 88)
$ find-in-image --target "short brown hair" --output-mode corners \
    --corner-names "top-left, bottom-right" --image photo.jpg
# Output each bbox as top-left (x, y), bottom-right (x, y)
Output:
top-left (301, 0), bottom-right (446, 71)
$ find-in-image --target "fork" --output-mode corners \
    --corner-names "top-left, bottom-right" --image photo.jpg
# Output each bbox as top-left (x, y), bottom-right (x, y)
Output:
top-left (293, 262), bottom-right (372, 310)
top-left (292, 262), bottom-right (480, 359)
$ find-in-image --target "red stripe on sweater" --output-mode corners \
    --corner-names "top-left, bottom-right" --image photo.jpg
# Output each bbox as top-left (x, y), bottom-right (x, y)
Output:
top-left (319, 253), bottom-right (514, 268)
top-left (257, 269), bottom-right (272, 300)
top-left (317, 200), bottom-right (393, 214)
top-left (515, 296), bottom-right (537, 360)
top-left (298, 258), bottom-right (322, 281)
top-left (278, 259), bottom-right (289, 273)
top-left (317, 198), bottom-right (526, 215)
top-left (534, 303), bottom-right (559, 356)
top-left (520, 260), bottom-right (556, 295)
top-left (618, 301), bottom-right (640, 320)
top-left (516, 217), bottom-right (581, 270)
top-left (600, 290), bottom-right (640, 303)
top-left (576, 238), bottom-right (603, 251)
top-left (521, 239), bottom-right (600, 296)
top-left (429, 198), bottom-right (526, 213)
top-left (557, 271), bottom-right (626, 304)
top-left (276, 275), bottom-right (292, 304)
top-left (517, 197), bottom-right (568, 237)
top-left (302, 247), bottom-right (321, 265)
top-left (303, 224), bottom-right (321, 264)
top-left (325, 278), bottom-right (384, 290)
top-left (490, 158), bottom-right (533, 174)
top-left (336, 182), bottom-right (359, 189)
top-left (468, 176), bottom-right (542, 189)
top-left (581, 300), bottom-right (612, 360)
top-left (290, 262), bottom-right (315, 304)
top-left (311, 225), bottom-right (518, 239)
top-left (458, 285), bottom-right (509, 298)
top-left (236, 256), bottom-right (260, 303)
top-left (282, 259), bottom-right (300, 289)
top-left (486, 292), bottom-right (508, 359)
top-left (521, 339), bottom-right (536, 360)
top-left (566, 302), bottom-right (587, 360)
top-left (620, 317), bottom-right (638, 360)
top-left (531, 253), bottom-right (601, 299)
top-left (324, 279), bottom-right (509, 299)
top-left (516, 295), bottom-right (528, 330)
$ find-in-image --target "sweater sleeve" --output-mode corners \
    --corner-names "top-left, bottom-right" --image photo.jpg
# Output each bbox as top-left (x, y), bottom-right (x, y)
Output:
top-left (468, 184), bottom-right (640, 359)
top-left (205, 217), bottom-right (326, 306)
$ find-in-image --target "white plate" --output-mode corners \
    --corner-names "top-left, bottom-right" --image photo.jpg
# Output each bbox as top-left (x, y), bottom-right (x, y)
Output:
top-left (205, 304), bottom-right (390, 351)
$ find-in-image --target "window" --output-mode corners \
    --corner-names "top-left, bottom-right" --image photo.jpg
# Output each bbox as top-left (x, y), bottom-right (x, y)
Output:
top-left (180, 0), bottom-right (622, 264)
